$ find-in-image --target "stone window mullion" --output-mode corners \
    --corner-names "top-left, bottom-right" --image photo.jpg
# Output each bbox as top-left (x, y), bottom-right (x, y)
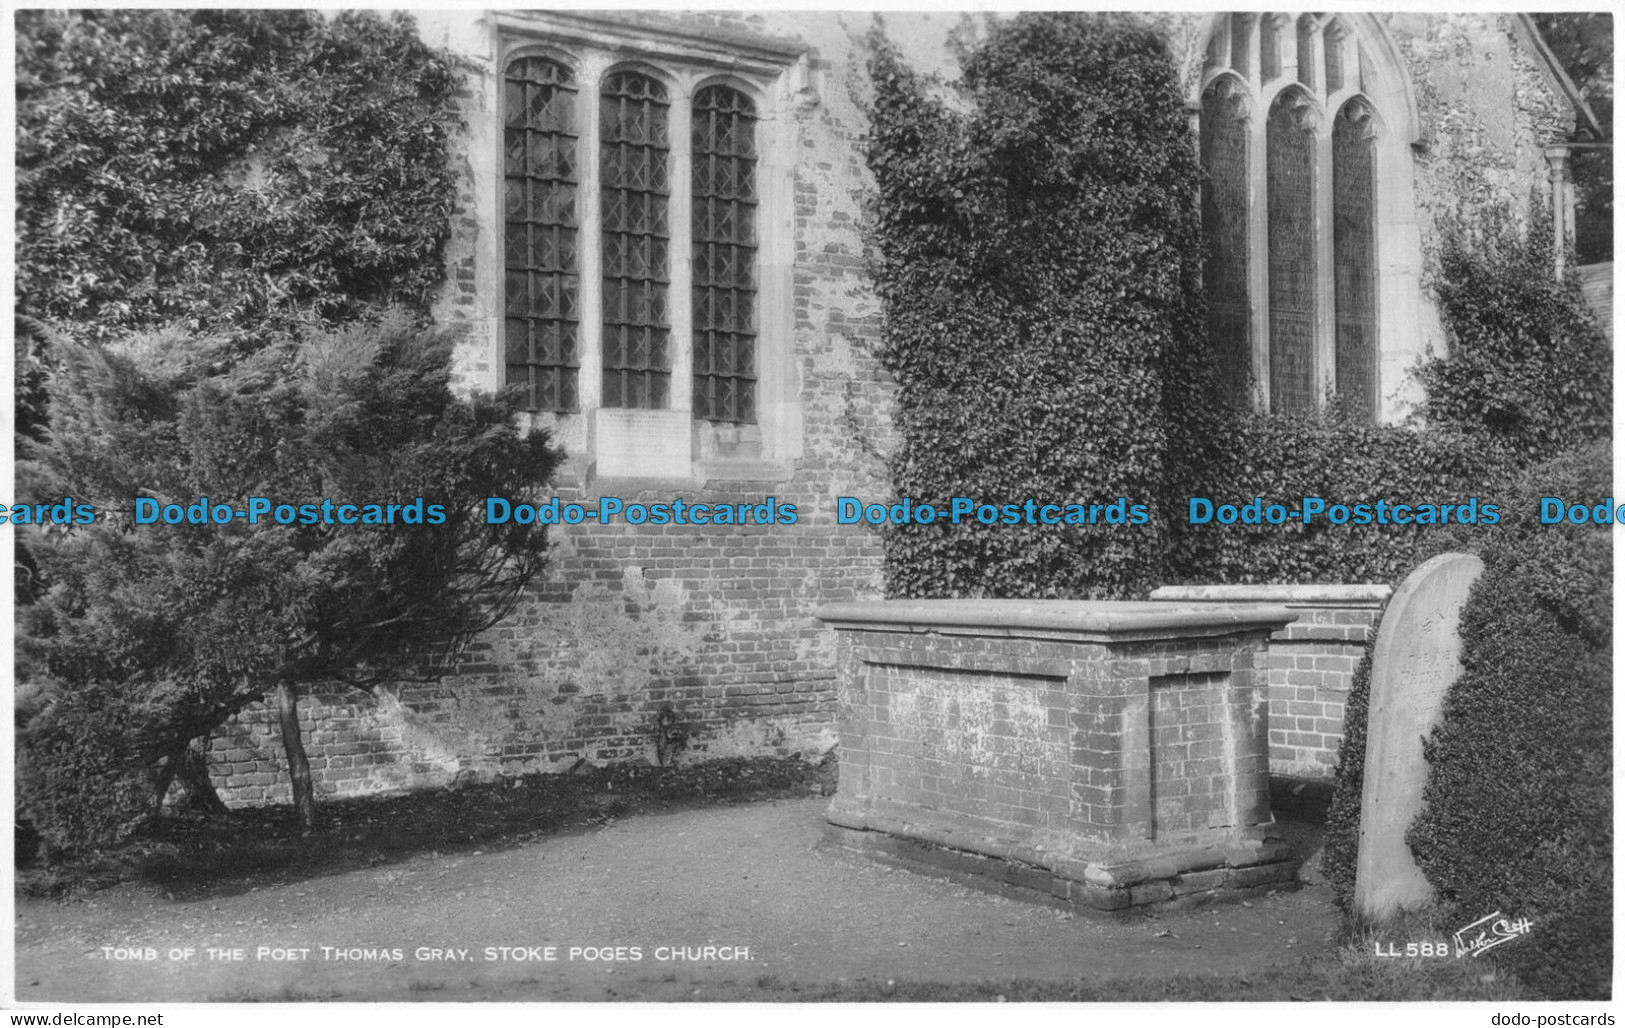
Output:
top-left (1324, 21), bottom-right (1345, 95)
top-left (1294, 15), bottom-right (1317, 91)
top-left (1246, 83), bottom-right (1270, 407)
top-left (1314, 118), bottom-right (1337, 406)
top-left (576, 54), bottom-right (606, 414)
top-left (669, 85), bottom-right (695, 416)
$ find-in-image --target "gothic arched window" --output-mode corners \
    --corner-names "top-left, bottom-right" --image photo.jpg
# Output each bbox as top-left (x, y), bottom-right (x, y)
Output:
top-left (1266, 90), bottom-right (1318, 413)
top-left (1200, 77), bottom-right (1251, 403)
top-left (1333, 98), bottom-right (1379, 415)
top-left (1198, 13), bottom-right (1392, 420)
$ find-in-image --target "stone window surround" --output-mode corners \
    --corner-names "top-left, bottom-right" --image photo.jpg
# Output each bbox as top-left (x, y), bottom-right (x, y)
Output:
top-left (1195, 12), bottom-right (1428, 424)
top-left (492, 12), bottom-right (810, 488)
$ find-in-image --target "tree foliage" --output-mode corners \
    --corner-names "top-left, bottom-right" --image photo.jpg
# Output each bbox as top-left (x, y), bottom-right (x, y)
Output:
top-left (15, 9), bottom-right (461, 341)
top-left (866, 13), bottom-right (1210, 599)
top-left (18, 316), bottom-right (564, 846)
top-left (1532, 13), bottom-right (1612, 264)
top-left (13, 9), bottom-right (507, 844)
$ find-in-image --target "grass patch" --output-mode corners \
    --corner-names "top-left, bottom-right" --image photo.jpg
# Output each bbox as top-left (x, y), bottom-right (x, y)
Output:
top-left (17, 755), bottom-right (834, 900)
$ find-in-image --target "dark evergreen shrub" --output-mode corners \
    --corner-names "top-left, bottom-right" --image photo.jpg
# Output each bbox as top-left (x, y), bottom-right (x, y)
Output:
top-left (1320, 213), bottom-right (1610, 980)
top-left (14, 9), bottom-right (493, 845)
top-left (1319, 629), bottom-right (1377, 913)
top-left (18, 315), bottom-right (564, 846)
top-left (1407, 441), bottom-right (1611, 999)
top-left (1322, 443), bottom-right (1611, 999)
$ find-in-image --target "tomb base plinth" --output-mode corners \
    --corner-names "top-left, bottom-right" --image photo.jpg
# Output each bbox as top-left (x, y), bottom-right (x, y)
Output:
top-left (815, 599), bottom-right (1301, 910)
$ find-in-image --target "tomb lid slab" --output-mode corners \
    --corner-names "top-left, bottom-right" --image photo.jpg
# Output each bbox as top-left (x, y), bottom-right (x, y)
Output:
top-left (814, 599), bottom-right (1295, 643)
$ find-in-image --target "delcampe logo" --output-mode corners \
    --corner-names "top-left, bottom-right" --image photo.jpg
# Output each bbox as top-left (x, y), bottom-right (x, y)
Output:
top-left (1453, 911), bottom-right (1533, 959)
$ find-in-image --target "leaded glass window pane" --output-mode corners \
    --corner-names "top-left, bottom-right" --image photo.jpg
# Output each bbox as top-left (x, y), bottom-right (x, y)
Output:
top-left (1334, 100), bottom-right (1378, 420)
top-left (1201, 77), bottom-right (1252, 406)
top-left (691, 85), bottom-right (758, 424)
top-left (1230, 14), bottom-right (1253, 78)
top-left (1325, 23), bottom-right (1345, 93)
top-left (1267, 92), bottom-right (1317, 412)
top-left (1296, 16), bottom-right (1316, 90)
top-left (1261, 16), bottom-right (1282, 84)
top-left (503, 56), bottom-right (580, 412)
top-left (601, 70), bottom-right (671, 410)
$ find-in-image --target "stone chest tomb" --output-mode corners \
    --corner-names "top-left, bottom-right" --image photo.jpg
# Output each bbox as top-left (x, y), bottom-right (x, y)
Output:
top-left (816, 599), bottom-right (1303, 910)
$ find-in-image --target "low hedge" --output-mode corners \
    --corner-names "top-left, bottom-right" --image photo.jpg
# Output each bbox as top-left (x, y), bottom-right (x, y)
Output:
top-left (1165, 404), bottom-right (1498, 586)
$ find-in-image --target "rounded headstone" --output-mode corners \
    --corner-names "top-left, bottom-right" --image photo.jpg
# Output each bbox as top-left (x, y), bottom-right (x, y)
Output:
top-left (1354, 552), bottom-right (1484, 920)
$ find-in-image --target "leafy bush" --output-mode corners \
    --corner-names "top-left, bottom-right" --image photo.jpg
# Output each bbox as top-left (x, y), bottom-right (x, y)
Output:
top-left (866, 19), bottom-right (1593, 598)
top-left (1168, 404), bottom-right (1496, 585)
top-left (16, 10), bottom-right (461, 340)
top-left (18, 315), bottom-right (564, 846)
top-left (1319, 632), bottom-right (1377, 916)
top-left (1406, 441), bottom-right (1612, 999)
top-left (1319, 209), bottom-right (1610, 991)
top-left (1169, 206), bottom-right (1606, 587)
top-left (1418, 215), bottom-right (1612, 460)
top-left (1322, 442), bottom-right (1611, 999)
top-left (866, 13), bottom-right (1209, 599)
top-left (15, 9), bottom-right (486, 847)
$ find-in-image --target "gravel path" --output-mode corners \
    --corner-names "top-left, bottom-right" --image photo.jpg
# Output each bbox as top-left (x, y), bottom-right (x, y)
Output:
top-left (15, 797), bottom-right (1337, 1001)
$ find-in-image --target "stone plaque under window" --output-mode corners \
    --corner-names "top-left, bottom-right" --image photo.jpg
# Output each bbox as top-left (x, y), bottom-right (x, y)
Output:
top-left (594, 407), bottom-right (691, 479)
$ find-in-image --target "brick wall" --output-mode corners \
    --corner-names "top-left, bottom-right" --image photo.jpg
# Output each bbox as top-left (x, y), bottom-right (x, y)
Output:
top-left (1149, 586), bottom-right (1390, 782)
top-left (205, 11), bottom-right (1553, 808)
top-left (1148, 671), bottom-right (1234, 837)
top-left (870, 662), bottom-right (1072, 835)
top-left (204, 11), bottom-right (970, 807)
top-left (209, 495), bottom-right (887, 804)
top-left (1265, 606), bottom-right (1378, 778)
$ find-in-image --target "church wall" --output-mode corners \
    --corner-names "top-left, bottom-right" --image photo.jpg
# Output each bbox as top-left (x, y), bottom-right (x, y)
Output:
top-left (206, 11), bottom-right (1576, 806)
